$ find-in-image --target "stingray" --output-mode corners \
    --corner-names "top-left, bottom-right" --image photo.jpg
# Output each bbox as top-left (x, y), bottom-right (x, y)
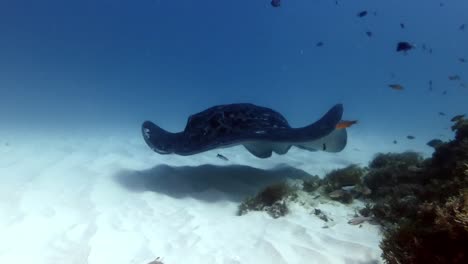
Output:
top-left (142, 103), bottom-right (347, 158)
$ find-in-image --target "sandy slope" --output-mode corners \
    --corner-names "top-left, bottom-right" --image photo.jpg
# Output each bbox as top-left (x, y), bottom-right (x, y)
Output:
top-left (0, 130), bottom-right (419, 264)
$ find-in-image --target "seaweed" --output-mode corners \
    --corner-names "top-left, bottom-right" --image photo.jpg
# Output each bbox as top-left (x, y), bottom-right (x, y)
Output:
top-left (302, 175), bottom-right (321, 192)
top-left (323, 164), bottom-right (365, 190)
top-left (237, 182), bottom-right (294, 218)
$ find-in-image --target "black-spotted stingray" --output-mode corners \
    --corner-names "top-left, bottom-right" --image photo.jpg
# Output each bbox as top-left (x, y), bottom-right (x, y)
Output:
top-left (142, 103), bottom-right (347, 158)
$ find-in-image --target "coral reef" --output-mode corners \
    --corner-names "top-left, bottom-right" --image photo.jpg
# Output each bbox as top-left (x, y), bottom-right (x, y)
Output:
top-left (237, 117), bottom-right (468, 263)
top-left (380, 190), bottom-right (468, 264)
top-left (370, 117), bottom-right (468, 263)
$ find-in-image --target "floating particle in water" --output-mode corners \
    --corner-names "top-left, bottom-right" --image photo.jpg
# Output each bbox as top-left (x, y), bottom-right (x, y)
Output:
top-left (357, 10), bottom-right (368, 17)
top-left (396, 41), bottom-right (414, 53)
top-left (429, 80), bottom-right (433, 91)
top-left (460, 24), bottom-right (466, 31)
top-left (442, 90), bottom-right (447, 95)
top-left (400, 23), bottom-right (405, 29)
top-left (459, 57), bottom-right (466, 63)
top-left (439, 112), bottom-right (446, 116)
top-left (393, 140), bottom-right (398, 144)
top-left (407, 135), bottom-right (415, 140)
top-left (316, 41), bottom-right (324, 47)
top-left (366, 31), bottom-right (373, 37)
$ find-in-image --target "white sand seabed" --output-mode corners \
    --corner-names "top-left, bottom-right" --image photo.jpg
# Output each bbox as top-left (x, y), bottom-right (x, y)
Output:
top-left (0, 130), bottom-right (425, 264)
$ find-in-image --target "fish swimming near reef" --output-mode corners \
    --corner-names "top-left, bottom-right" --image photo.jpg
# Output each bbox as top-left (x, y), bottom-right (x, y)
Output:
top-left (271, 0), bottom-right (280, 7)
top-left (396, 42), bottom-right (414, 53)
top-left (336, 120), bottom-right (358, 129)
top-left (451, 114), bottom-right (465, 122)
top-left (216, 153), bottom-right (229, 161)
top-left (142, 103), bottom-right (348, 158)
top-left (389, 84), bottom-right (404, 90)
top-left (448, 75), bottom-right (461, 81)
top-left (427, 139), bottom-right (444, 148)
top-left (357, 11), bottom-right (367, 18)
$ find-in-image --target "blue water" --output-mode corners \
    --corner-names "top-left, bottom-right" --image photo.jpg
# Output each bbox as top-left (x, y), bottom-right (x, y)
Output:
top-left (1, 0), bottom-right (467, 147)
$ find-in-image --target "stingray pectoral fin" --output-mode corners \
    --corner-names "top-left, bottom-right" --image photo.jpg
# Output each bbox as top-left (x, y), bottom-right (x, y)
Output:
top-left (296, 128), bottom-right (347, 153)
top-left (243, 142), bottom-right (274, 158)
top-left (272, 143), bottom-right (292, 155)
top-left (142, 121), bottom-right (180, 154)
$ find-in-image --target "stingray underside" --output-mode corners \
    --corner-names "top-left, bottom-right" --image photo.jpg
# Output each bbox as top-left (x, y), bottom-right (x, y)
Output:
top-left (242, 128), bottom-right (347, 158)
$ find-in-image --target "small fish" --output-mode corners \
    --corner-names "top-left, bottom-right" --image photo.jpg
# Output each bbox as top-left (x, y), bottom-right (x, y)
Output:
top-left (438, 112), bottom-right (446, 116)
top-left (216, 153), bottom-right (229, 161)
top-left (365, 31), bottom-right (373, 37)
top-left (427, 139), bottom-right (444, 148)
top-left (448, 75), bottom-right (461, 81)
top-left (336, 120), bottom-right (358, 129)
top-left (357, 10), bottom-right (368, 17)
top-left (460, 24), bottom-right (466, 31)
top-left (348, 216), bottom-right (372, 225)
top-left (396, 41), bottom-right (414, 52)
top-left (271, 0), bottom-right (280, 7)
top-left (316, 41), bottom-right (324, 47)
top-left (408, 165), bottom-right (423, 172)
top-left (451, 114), bottom-right (465, 122)
top-left (400, 23), bottom-right (405, 29)
top-left (389, 84), bottom-right (404, 90)
top-left (407, 135), bottom-right (415, 140)
top-left (459, 58), bottom-right (466, 63)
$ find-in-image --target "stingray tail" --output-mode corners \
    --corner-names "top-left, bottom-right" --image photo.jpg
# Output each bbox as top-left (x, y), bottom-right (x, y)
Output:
top-left (289, 103), bottom-right (344, 141)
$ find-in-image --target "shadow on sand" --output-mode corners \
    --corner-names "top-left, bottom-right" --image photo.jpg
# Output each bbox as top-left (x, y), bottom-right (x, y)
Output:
top-left (114, 164), bottom-right (315, 202)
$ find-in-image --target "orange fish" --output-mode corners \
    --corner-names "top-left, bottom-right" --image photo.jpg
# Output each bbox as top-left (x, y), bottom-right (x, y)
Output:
top-left (389, 84), bottom-right (404, 90)
top-left (336, 120), bottom-right (358, 129)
